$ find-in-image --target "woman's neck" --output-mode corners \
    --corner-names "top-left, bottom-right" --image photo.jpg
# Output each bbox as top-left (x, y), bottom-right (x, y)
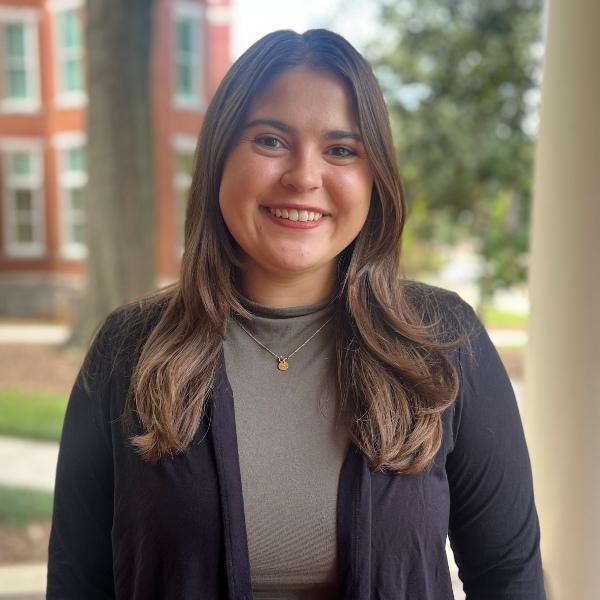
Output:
top-left (239, 263), bottom-right (337, 308)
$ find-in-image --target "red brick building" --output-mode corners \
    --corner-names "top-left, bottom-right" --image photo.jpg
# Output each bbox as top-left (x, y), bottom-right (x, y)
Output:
top-left (0, 0), bottom-right (231, 318)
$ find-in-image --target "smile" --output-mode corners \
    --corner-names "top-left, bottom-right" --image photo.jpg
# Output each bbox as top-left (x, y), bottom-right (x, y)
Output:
top-left (267, 207), bottom-right (325, 222)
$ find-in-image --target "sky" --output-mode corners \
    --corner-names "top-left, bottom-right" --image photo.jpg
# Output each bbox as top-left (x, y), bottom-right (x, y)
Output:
top-left (231, 0), bottom-right (380, 59)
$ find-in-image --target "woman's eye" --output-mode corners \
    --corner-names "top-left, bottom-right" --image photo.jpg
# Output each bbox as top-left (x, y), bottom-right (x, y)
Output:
top-left (254, 135), bottom-right (284, 149)
top-left (328, 146), bottom-right (356, 158)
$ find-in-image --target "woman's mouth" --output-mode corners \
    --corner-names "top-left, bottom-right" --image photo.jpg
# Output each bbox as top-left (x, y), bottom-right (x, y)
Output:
top-left (267, 207), bottom-right (324, 222)
top-left (261, 206), bottom-right (329, 228)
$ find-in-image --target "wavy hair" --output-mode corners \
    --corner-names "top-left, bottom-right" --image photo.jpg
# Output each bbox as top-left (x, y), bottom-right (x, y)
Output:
top-left (123, 29), bottom-right (465, 474)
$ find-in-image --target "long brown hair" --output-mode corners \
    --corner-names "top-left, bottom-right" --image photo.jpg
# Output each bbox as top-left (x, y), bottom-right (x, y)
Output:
top-left (123, 29), bottom-right (465, 474)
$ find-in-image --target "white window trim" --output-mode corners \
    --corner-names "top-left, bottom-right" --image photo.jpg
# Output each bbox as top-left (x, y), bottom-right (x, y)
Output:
top-left (0, 137), bottom-right (45, 258)
top-left (206, 6), bottom-right (231, 26)
top-left (171, 134), bottom-right (196, 256)
top-left (172, 1), bottom-right (204, 20)
top-left (54, 136), bottom-right (88, 260)
top-left (46, 0), bottom-right (85, 12)
top-left (171, 134), bottom-right (197, 153)
top-left (51, 3), bottom-right (87, 109)
top-left (172, 1), bottom-right (205, 111)
top-left (51, 130), bottom-right (86, 150)
top-left (0, 9), bottom-right (41, 114)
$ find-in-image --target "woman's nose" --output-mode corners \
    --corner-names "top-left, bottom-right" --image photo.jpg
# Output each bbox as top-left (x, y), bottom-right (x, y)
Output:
top-left (280, 151), bottom-right (323, 192)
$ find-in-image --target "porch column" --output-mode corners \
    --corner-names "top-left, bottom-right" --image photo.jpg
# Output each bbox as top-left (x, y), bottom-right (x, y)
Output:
top-left (524, 1), bottom-right (600, 598)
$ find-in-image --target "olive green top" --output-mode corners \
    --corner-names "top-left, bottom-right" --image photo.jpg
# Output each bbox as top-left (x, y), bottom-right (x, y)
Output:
top-left (223, 293), bottom-right (348, 599)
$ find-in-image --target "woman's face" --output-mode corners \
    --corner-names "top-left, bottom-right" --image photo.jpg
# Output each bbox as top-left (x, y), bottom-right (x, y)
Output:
top-left (219, 65), bottom-right (373, 292)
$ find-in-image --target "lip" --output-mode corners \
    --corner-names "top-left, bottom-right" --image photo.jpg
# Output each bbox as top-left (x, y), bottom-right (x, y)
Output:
top-left (260, 206), bottom-right (327, 229)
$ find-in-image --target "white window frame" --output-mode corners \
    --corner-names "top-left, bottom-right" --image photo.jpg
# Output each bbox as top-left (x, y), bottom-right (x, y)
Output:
top-left (0, 7), bottom-right (41, 114)
top-left (172, 2), bottom-right (204, 111)
top-left (205, 5), bottom-right (232, 26)
top-left (171, 134), bottom-right (196, 256)
top-left (48, 0), bottom-right (87, 108)
top-left (52, 132), bottom-right (87, 260)
top-left (0, 137), bottom-right (45, 258)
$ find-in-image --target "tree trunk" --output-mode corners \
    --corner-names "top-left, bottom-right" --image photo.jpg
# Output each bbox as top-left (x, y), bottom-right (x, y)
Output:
top-left (68, 0), bottom-right (155, 348)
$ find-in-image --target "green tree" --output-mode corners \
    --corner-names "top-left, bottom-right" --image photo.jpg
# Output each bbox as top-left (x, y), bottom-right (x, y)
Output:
top-left (368, 0), bottom-right (542, 305)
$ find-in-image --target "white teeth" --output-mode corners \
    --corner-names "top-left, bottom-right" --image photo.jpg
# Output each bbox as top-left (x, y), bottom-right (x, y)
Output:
top-left (267, 207), bottom-right (324, 222)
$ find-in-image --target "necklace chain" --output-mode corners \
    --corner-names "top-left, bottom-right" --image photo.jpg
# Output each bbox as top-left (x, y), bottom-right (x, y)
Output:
top-left (235, 315), bottom-right (334, 371)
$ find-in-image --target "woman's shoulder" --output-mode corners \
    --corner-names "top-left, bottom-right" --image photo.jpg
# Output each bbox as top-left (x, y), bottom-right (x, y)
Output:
top-left (83, 288), bottom-right (172, 383)
top-left (399, 279), bottom-right (479, 339)
top-left (99, 291), bottom-right (169, 345)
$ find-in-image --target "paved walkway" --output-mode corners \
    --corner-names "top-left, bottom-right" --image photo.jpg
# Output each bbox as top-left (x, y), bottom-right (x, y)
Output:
top-left (0, 324), bottom-right (68, 345)
top-left (0, 564), bottom-right (45, 599)
top-left (0, 437), bottom-right (57, 492)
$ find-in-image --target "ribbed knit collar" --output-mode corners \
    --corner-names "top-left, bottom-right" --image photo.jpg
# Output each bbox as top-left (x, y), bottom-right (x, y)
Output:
top-left (235, 291), bottom-right (338, 319)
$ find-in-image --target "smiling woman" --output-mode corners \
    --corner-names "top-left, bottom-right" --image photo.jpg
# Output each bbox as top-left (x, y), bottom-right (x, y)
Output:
top-left (47, 30), bottom-right (546, 600)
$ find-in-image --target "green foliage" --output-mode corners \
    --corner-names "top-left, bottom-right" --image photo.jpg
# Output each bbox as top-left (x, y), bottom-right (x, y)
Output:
top-left (0, 485), bottom-right (54, 527)
top-left (368, 0), bottom-right (543, 299)
top-left (0, 389), bottom-right (67, 442)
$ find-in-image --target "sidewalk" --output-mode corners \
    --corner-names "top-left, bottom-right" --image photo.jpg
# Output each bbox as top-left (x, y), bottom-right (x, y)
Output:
top-left (0, 564), bottom-right (45, 600)
top-left (0, 324), bottom-right (68, 345)
top-left (0, 437), bottom-right (57, 493)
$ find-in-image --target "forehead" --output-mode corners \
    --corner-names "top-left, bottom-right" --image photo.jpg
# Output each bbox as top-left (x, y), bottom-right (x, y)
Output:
top-left (246, 65), bottom-right (358, 128)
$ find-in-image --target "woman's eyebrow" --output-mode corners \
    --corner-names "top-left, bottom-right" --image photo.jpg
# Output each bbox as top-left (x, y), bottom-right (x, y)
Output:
top-left (243, 118), bottom-right (294, 134)
top-left (243, 118), bottom-right (362, 142)
top-left (325, 130), bottom-right (362, 142)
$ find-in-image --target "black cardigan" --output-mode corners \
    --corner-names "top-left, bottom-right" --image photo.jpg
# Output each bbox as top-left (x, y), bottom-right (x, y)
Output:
top-left (46, 288), bottom-right (546, 599)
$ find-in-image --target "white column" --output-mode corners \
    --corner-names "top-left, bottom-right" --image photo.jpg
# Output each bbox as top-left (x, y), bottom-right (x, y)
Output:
top-left (524, 1), bottom-right (600, 598)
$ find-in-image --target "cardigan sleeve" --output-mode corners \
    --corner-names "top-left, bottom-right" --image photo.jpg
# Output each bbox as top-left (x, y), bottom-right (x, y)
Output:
top-left (446, 304), bottom-right (546, 599)
top-left (46, 316), bottom-right (117, 600)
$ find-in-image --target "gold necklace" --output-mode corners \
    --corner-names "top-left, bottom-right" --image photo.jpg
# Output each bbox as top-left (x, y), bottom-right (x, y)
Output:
top-left (235, 315), bottom-right (334, 371)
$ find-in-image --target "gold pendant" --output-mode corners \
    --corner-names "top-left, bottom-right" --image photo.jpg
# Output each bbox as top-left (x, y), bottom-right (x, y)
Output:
top-left (277, 357), bottom-right (289, 371)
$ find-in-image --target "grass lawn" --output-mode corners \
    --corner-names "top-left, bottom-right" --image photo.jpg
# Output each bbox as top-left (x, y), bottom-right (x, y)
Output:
top-left (481, 306), bottom-right (528, 329)
top-left (0, 485), bottom-right (54, 527)
top-left (0, 389), bottom-right (66, 442)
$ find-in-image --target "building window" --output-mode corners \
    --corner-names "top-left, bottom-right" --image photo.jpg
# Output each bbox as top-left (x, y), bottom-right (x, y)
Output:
top-left (55, 8), bottom-right (85, 104)
top-left (173, 3), bottom-right (203, 109)
top-left (5, 24), bottom-right (27, 98)
top-left (172, 136), bottom-right (196, 254)
top-left (57, 142), bottom-right (87, 259)
top-left (1, 141), bottom-right (44, 257)
top-left (0, 9), bottom-right (40, 112)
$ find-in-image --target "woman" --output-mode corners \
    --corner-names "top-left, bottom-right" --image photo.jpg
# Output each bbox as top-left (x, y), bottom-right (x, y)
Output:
top-left (47, 29), bottom-right (545, 599)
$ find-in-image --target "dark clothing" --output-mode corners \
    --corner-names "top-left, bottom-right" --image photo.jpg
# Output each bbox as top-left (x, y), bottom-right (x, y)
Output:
top-left (47, 288), bottom-right (546, 599)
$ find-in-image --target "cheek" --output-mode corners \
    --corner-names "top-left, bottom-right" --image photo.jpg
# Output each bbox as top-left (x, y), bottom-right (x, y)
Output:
top-left (220, 153), bottom-right (282, 209)
top-left (330, 169), bottom-right (373, 215)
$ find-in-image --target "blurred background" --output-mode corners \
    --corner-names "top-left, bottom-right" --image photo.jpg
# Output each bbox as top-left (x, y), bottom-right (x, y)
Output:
top-left (0, 0), bottom-right (598, 598)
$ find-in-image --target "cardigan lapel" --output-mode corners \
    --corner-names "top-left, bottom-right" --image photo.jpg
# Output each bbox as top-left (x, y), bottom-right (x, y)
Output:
top-left (212, 351), bottom-right (253, 600)
top-left (336, 443), bottom-right (372, 599)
